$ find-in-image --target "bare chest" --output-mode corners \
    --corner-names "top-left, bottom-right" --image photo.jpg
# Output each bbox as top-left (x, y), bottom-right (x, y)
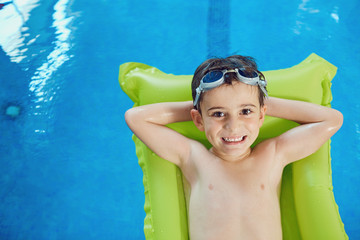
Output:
top-left (194, 156), bottom-right (281, 195)
top-left (187, 159), bottom-right (283, 239)
top-left (191, 162), bottom-right (280, 212)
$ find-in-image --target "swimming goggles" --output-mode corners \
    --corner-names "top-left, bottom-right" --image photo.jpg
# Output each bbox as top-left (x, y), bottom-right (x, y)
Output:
top-left (193, 68), bottom-right (268, 107)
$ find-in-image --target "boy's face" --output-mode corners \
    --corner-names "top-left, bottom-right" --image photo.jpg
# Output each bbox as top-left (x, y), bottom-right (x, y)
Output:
top-left (191, 81), bottom-right (266, 162)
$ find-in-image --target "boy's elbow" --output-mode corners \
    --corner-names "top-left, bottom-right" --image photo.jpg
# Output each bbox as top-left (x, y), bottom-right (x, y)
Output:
top-left (125, 108), bottom-right (138, 128)
top-left (335, 110), bottom-right (344, 129)
top-left (124, 109), bottom-right (131, 123)
top-left (331, 109), bottom-right (343, 131)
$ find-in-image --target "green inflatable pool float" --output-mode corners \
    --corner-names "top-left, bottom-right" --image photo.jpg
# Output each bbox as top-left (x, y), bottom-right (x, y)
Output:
top-left (119, 53), bottom-right (348, 240)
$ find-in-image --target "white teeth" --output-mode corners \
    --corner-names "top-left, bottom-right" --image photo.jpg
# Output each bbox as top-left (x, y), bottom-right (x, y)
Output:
top-left (223, 136), bottom-right (245, 142)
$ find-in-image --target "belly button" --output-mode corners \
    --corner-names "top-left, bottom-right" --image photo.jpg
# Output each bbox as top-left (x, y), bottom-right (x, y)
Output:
top-left (208, 184), bottom-right (214, 190)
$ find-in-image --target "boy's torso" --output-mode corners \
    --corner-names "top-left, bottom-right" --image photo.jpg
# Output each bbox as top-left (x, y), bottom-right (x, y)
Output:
top-left (183, 140), bottom-right (284, 240)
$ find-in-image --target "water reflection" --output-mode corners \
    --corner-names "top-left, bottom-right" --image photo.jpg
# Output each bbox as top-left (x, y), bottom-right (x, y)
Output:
top-left (29, 0), bottom-right (74, 134)
top-left (330, 6), bottom-right (339, 23)
top-left (0, 0), bottom-right (74, 134)
top-left (0, 0), bottom-right (39, 63)
top-left (293, 0), bottom-right (340, 36)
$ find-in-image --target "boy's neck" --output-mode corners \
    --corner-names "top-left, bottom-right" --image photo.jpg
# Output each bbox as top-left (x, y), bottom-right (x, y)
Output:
top-left (209, 147), bottom-right (252, 163)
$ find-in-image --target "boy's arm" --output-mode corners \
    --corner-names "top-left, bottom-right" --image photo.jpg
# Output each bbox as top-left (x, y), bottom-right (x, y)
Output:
top-left (265, 97), bottom-right (343, 166)
top-left (125, 101), bottom-right (194, 167)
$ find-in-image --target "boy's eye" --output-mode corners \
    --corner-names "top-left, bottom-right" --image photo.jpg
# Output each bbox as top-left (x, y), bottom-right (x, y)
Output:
top-left (212, 112), bottom-right (225, 117)
top-left (241, 109), bottom-right (252, 115)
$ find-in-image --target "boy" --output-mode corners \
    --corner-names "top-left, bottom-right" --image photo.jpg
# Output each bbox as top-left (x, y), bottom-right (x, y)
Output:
top-left (125, 55), bottom-right (343, 240)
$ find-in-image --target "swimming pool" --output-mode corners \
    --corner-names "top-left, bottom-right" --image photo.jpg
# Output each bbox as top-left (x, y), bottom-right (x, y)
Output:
top-left (0, 0), bottom-right (359, 239)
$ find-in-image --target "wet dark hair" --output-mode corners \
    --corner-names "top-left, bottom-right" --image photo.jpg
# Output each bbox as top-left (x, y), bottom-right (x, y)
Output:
top-left (191, 55), bottom-right (267, 111)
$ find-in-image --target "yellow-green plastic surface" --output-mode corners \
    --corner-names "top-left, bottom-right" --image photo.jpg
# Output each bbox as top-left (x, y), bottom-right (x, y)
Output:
top-left (119, 53), bottom-right (348, 240)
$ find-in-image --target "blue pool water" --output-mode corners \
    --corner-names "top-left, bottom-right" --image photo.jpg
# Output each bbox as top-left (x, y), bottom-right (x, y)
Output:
top-left (0, 0), bottom-right (359, 239)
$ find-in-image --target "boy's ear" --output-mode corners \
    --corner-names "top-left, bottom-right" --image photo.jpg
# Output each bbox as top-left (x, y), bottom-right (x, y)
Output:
top-left (259, 104), bottom-right (267, 127)
top-left (190, 109), bottom-right (205, 131)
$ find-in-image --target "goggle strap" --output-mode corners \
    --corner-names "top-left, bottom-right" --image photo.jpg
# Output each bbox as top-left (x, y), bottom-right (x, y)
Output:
top-left (260, 84), bottom-right (269, 97)
top-left (193, 87), bottom-right (202, 106)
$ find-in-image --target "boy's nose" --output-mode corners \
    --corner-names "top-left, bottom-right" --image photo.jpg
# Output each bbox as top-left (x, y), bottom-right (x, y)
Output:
top-left (224, 117), bottom-right (241, 131)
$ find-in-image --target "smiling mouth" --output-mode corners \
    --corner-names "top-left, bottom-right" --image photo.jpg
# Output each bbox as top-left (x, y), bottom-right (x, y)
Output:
top-left (222, 136), bottom-right (247, 143)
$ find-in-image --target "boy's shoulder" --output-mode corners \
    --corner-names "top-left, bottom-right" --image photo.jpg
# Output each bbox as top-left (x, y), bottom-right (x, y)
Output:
top-left (253, 138), bottom-right (277, 153)
top-left (187, 138), bottom-right (213, 159)
top-left (250, 138), bottom-right (279, 163)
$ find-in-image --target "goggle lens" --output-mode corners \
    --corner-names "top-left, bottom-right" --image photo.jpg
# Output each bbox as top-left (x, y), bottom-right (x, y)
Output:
top-left (238, 68), bottom-right (258, 78)
top-left (202, 71), bottom-right (224, 83)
